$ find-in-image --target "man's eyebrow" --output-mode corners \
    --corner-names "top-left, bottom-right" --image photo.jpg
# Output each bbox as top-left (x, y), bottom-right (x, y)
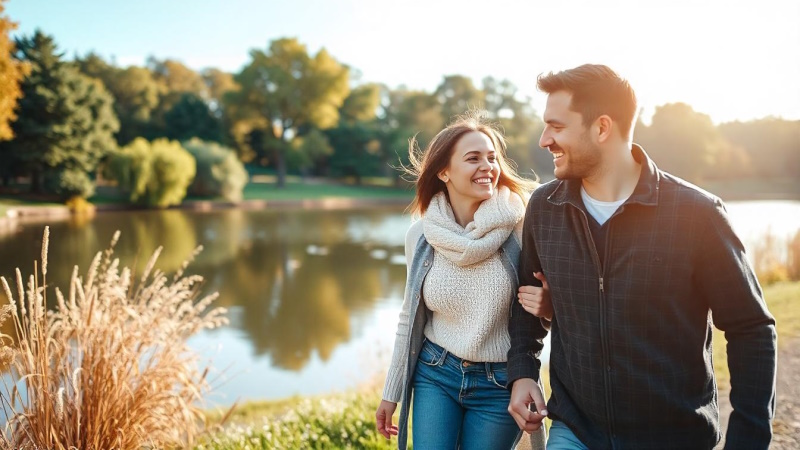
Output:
top-left (545, 118), bottom-right (566, 126)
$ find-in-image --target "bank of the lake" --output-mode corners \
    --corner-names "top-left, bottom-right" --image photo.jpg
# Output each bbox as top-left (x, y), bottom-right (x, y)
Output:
top-left (200, 281), bottom-right (800, 450)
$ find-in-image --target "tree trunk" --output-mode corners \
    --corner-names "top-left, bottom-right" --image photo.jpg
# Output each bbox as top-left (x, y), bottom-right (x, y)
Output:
top-left (275, 149), bottom-right (286, 188)
top-left (30, 170), bottom-right (41, 193)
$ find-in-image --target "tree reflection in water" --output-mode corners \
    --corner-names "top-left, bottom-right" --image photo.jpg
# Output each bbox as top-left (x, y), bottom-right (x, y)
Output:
top-left (0, 207), bottom-right (409, 372)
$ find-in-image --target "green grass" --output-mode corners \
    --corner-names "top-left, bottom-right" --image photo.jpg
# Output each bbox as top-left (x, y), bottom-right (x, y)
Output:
top-left (242, 181), bottom-right (413, 201)
top-left (712, 281), bottom-right (798, 389)
top-left (197, 387), bottom-right (397, 450)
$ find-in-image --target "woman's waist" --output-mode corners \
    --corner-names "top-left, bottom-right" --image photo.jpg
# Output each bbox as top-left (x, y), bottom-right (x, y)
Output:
top-left (422, 335), bottom-right (509, 371)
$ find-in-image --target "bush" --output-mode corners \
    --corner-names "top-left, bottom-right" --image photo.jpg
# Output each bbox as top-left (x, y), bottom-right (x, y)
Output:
top-left (0, 227), bottom-right (228, 449)
top-left (105, 138), bottom-right (196, 207)
top-left (182, 138), bottom-right (248, 202)
top-left (44, 168), bottom-right (95, 199)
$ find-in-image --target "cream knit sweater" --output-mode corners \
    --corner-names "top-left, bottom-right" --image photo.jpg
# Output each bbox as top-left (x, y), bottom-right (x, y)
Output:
top-left (383, 187), bottom-right (525, 402)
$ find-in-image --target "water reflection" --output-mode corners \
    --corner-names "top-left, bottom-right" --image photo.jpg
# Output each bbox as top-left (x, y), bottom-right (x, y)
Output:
top-left (0, 208), bottom-right (409, 376)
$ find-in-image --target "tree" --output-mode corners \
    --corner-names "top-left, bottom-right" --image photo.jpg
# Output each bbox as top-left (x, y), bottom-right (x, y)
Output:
top-left (229, 38), bottom-right (350, 187)
top-left (719, 118), bottom-right (800, 180)
top-left (75, 53), bottom-right (162, 146)
top-left (482, 77), bottom-right (544, 179)
top-left (5, 31), bottom-right (118, 195)
top-left (182, 138), bottom-right (247, 202)
top-left (164, 93), bottom-right (221, 142)
top-left (0, 0), bottom-right (27, 141)
top-left (201, 68), bottom-right (238, 114)
top-left (435, 75), bottom-right (484, 123)
top-left (340, 83), bottom-right (381, 123)
top-left (637, 103), bottom-right (732, 183)
top-left (287, 128), bottom-right (334, 176)
top-left (106, 138), bottom-right (195, 207)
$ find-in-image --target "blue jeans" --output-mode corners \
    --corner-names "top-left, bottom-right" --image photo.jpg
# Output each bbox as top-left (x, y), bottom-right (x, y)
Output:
top-left (412, 339), bottom-right (521, 450)
top-left (547, 421), bottom-right (589, 450)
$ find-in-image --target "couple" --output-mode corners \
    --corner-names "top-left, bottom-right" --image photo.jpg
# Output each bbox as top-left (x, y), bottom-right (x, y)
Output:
top-left (375, 64), bottom-right (777, 450)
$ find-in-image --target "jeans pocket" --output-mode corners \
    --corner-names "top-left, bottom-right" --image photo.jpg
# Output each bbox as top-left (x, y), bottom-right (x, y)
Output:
top-left (489, 367), bottom-right (508, 389)
top-left (417, 341), bottom-right (445, 367)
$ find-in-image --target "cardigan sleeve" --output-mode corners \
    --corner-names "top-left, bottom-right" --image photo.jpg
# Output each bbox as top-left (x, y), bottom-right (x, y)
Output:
top-left (381, 220), bottom-right (423, 402)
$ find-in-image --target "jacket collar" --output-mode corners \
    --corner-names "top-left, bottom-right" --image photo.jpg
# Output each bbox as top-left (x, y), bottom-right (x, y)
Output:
top-left (547, 144), bottom-right (661, 208)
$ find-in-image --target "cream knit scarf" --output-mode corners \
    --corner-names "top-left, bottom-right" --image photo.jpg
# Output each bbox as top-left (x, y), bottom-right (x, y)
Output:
top-left (422, 186), bottom-right (525, 267)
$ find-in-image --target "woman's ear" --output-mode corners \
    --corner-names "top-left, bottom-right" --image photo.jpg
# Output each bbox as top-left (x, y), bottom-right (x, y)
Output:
top-left (438, 171), bottom-right (449, 183)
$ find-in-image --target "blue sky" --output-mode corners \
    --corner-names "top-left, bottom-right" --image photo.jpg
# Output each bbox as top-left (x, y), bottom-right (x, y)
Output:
top-left (6, 0), bottom-right (800, 123)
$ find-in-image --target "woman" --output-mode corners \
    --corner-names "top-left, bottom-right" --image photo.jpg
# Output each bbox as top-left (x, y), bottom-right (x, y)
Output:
top-left (375, 112), bottom-right (546, 450)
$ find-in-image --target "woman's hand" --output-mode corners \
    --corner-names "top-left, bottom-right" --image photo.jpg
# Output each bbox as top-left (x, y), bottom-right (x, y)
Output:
top-left (518, 271), bottom-right (553, 321)
top-left (375, 400), bottom-right (399, 439)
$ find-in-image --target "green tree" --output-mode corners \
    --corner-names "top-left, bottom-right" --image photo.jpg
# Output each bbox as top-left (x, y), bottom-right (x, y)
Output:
top-left (164, 92), bottom-right (221, 142)
top-left (340, 83), bottom-right (381, 123)
top-left (182, 138), bottom-right (247, 202)
top-left (482, 77), bottom-right (544, 179)
top-left (75, 53), bottom-right (162, 146)
top-left (229, 38), bottom-right (350, 187)
top-left (435, 75), bottom-right (484, 123)
top-left (5, 31), bottom-right (118, 195)
top-left (0, 0), bottom-right (26, 141)
top-left (287, 128), bottom-right (334, 175)
top-left (106, 138), bottom-right (195, 207)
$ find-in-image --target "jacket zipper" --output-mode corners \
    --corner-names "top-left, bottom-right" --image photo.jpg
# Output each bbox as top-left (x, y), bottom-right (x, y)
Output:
top-left (576, 208), bottom-right (616, 449)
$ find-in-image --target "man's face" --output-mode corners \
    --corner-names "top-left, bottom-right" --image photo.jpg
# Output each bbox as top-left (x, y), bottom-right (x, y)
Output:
top-left (539, 91), bottom-right (601, 180)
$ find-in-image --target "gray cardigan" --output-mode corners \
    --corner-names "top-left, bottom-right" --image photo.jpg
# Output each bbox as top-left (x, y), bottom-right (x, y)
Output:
top-left (392, 223), bottom-right (545, 450)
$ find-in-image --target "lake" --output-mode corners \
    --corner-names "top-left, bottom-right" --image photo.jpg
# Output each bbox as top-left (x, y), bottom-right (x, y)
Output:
top-left (1, 200), bottom-right (798, 406)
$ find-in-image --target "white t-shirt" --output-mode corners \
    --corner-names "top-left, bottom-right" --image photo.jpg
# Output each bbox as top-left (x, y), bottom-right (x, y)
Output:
top-left (581, 186), bottom-right (626, 226)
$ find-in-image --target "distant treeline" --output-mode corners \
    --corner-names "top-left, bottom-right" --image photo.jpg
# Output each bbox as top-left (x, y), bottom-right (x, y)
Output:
top-left (0, 6), bottom-right (797, 204)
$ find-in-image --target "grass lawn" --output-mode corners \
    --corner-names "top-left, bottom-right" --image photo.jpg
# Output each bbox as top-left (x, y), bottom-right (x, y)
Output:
top-left (242, 181), bottom-right (413, 201)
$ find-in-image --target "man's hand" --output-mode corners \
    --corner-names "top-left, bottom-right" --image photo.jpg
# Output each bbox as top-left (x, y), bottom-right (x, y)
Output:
top-left (518, 272), bottom-right (553, 320)
top-left (375, 400), bottom-right (399, 439)
top-left (508, 377), bottom-right (548, 432)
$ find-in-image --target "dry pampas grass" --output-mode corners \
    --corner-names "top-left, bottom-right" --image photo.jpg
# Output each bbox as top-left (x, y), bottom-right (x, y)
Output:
top-left (0, 226), bottom-right (228, 449)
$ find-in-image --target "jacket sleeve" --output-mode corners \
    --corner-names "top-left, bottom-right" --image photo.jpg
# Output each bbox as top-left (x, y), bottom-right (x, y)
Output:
top-left (381, 220), bottom-right (422, 402)
top-left (507, 196), bottom-right (549, 386)
top-left (695, 199), bottom-right (777, 450)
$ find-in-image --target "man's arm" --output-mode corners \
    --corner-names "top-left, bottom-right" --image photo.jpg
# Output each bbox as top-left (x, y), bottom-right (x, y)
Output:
top-left (508, 199), bottom-right (549, 384)
top-left (696, 199), bottom-right (777, 450)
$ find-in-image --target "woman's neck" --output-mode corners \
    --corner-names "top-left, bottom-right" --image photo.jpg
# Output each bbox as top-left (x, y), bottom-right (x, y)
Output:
top-left (448, 195), bottom-right (481, 228)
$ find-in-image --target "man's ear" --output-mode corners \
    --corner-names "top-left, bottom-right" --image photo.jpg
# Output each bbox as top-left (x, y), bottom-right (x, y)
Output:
top-left (595, 115), bottom-right (613, 143)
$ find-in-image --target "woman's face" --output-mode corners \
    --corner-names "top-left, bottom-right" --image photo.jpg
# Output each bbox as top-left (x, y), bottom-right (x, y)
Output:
top-left (439, 131), bottom-right (501, 209)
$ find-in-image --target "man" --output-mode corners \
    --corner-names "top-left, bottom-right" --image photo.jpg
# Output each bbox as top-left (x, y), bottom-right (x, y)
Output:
top-left (507, 64), bottom-right (776, 449)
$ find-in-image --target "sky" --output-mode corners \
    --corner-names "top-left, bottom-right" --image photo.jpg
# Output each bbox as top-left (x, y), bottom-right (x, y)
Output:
top-left (6, 0), bottom-right (800, 124)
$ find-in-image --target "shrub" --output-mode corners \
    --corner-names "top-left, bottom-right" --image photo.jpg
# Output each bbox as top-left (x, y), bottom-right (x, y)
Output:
top-left (0, 227), bottom-right (228, 449)
top-left (105, 138), bottom-right (196, 207)
top-left (182, 138), bottom-right (248, 202)
top-left (44, 168), bottom-right (95, 199)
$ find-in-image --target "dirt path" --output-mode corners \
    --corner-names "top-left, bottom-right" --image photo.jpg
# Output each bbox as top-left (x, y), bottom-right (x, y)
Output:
top-left (716, 336), bottom-right (800, 449)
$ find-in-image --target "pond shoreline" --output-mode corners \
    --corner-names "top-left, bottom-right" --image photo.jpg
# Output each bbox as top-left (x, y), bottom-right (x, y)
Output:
top-left (0, 196), bottom-right (413, 231)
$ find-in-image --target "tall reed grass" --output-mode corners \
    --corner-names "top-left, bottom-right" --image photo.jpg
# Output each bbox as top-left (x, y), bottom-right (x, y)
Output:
top-left (751, 229), bottom-right (800, 285)
top-left (0, 226), bottom-right (228, 449)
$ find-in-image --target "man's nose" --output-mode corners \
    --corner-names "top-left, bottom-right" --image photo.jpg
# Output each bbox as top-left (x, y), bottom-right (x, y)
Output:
top-left (539, 132), bottom-right (553, 149)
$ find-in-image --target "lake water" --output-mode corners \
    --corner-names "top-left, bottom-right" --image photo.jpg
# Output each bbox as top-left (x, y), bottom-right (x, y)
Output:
top-left (0, 200), bottom-right (798, 406)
